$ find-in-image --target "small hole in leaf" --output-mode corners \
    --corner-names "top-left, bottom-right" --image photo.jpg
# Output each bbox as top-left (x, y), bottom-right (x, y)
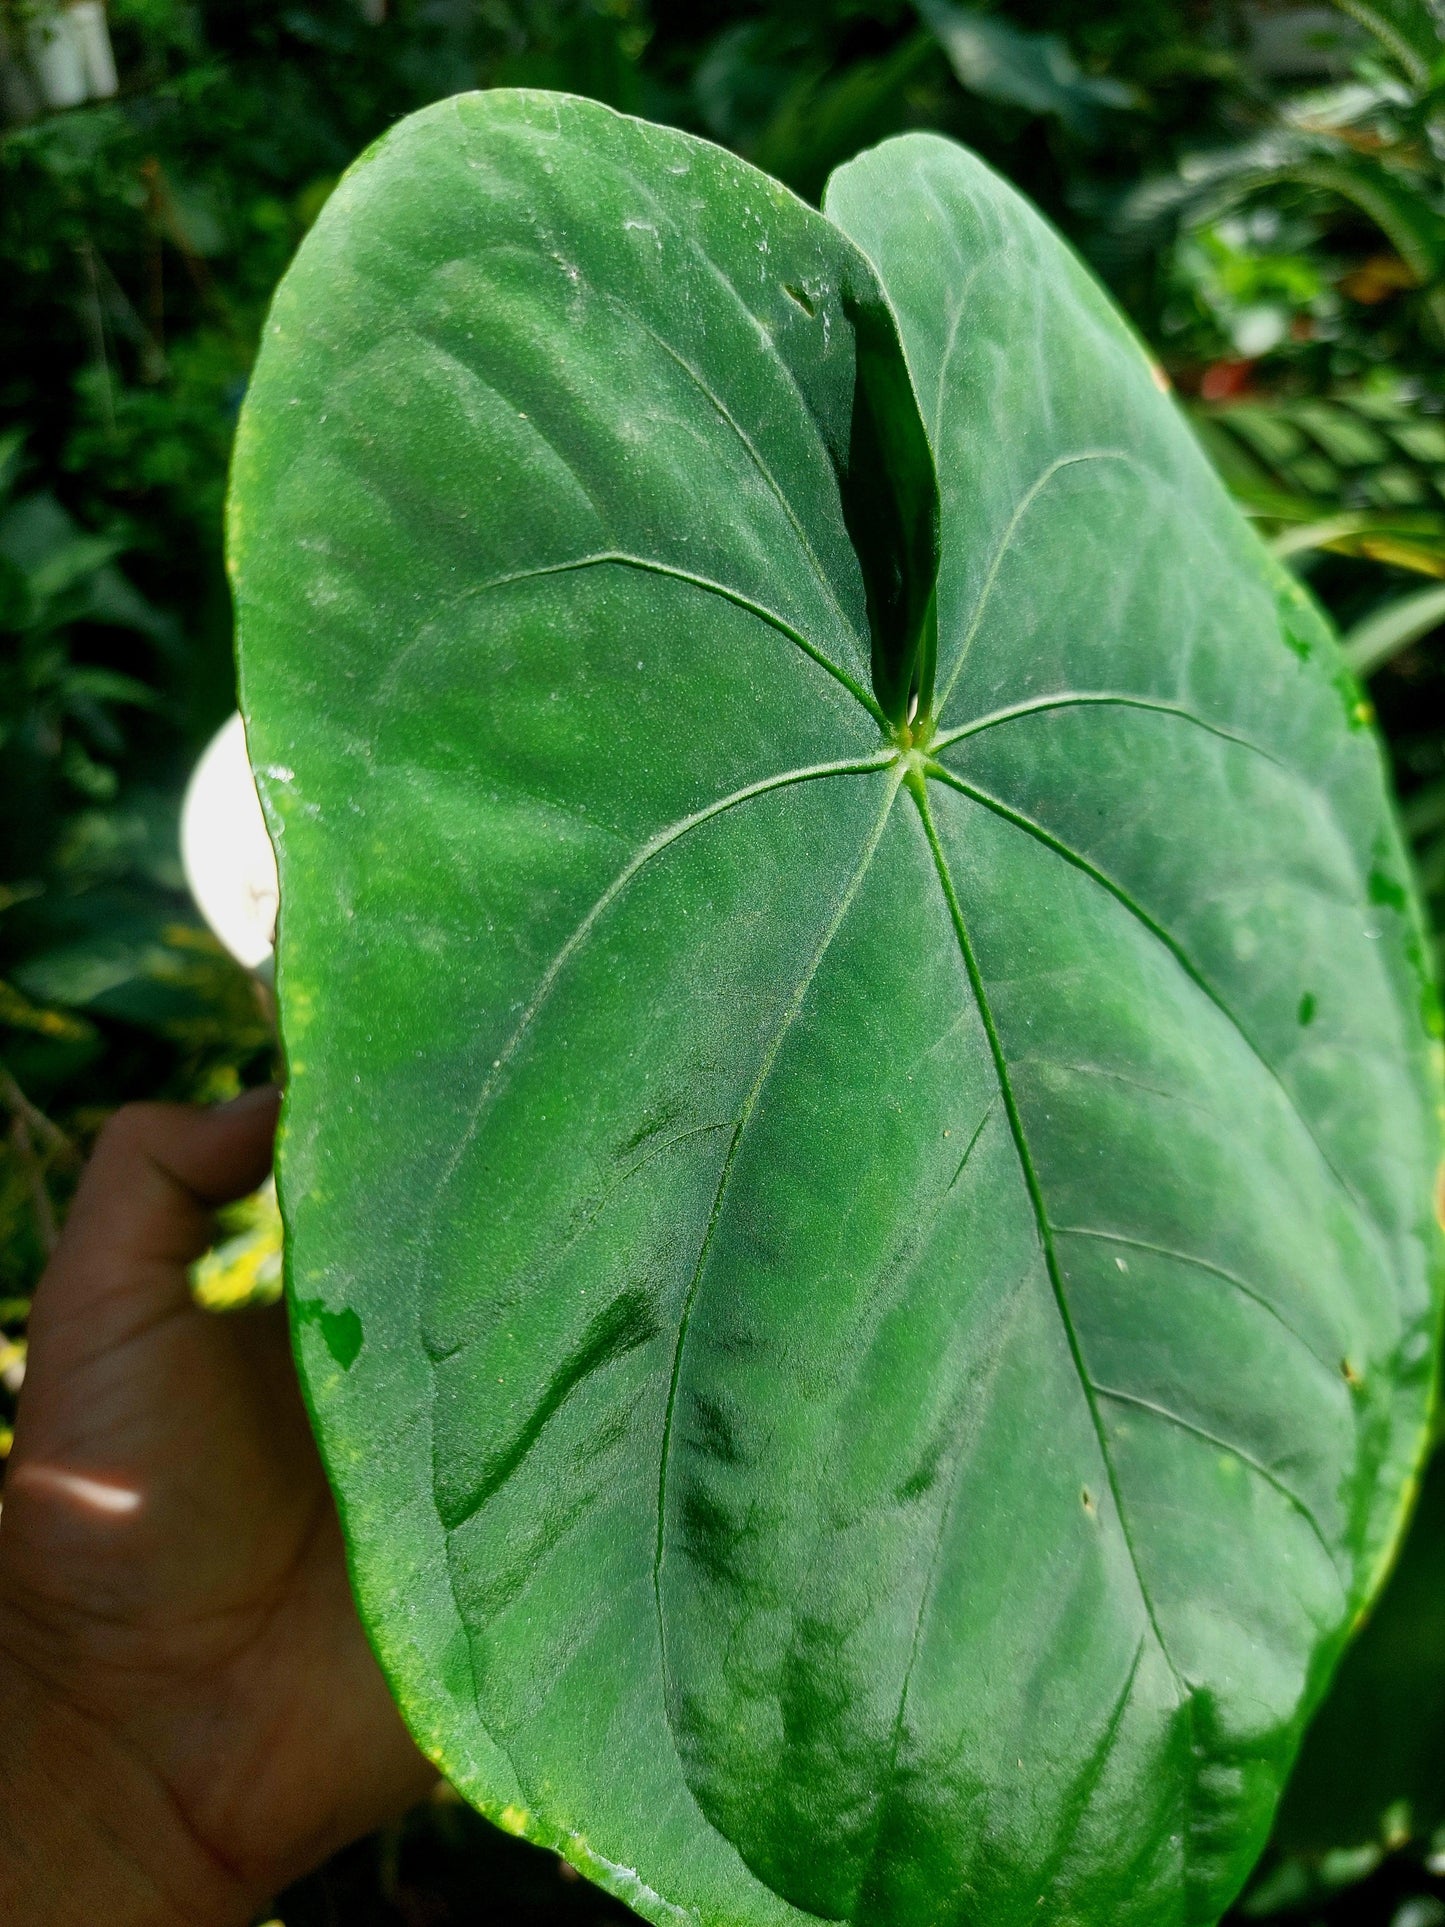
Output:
top-left (1341, 1357), bottom-right (1362, 1387)
top-left (783, 282), bottom-right (817, 317)
top-left (1081, 1487), bottom-right (1095, 1514)
top-left (1298, 991), bottom-right (1317, 1026)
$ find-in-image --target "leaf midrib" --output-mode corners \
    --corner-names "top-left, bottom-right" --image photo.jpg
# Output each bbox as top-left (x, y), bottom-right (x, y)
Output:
top-left (910, 777), bottom-right (1197, 1903)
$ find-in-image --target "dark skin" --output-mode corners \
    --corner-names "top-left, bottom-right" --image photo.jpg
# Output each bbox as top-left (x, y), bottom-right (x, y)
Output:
top-left (0, 1090), bottom-right (437, 1925)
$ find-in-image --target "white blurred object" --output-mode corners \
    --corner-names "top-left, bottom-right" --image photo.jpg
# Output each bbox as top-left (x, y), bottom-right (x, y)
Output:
top-left (26, 1), bottom-right (118, 108)
top-left (181, 713), bottom-right (279, 972)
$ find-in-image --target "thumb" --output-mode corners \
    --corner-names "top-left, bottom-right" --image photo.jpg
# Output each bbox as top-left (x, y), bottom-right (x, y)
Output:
top-left (21, 1087), bottom-right (281, 1386)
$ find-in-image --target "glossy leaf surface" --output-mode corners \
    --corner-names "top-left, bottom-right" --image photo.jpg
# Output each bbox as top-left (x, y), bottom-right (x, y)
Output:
top-left (231, 97), bottom-right (1442, 1927)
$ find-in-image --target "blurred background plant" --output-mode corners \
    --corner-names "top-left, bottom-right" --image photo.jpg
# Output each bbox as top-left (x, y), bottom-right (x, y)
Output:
top-left (3, 0), bottom-right (1445, 1920)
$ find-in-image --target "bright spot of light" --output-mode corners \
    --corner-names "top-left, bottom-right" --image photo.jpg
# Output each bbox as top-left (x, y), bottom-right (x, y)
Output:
top-left (181, 712), bottom-right (279, 972)
top-left (15, 1464), bottom-right (145, 1517)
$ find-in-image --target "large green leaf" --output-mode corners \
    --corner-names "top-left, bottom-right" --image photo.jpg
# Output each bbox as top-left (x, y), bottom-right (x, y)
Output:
top-left (231, 95), bottom-right (1443, 1927)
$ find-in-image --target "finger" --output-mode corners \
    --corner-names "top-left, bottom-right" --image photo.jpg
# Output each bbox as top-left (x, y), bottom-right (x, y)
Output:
top-left (28, 1088), bottom-right (281, 1347)
top-left (62, 1087), bottom-right (279, 1265)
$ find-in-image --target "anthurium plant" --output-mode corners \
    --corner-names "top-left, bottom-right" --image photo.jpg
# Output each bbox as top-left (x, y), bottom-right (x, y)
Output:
top-left (229, 90), bottom-right (1443, 1927)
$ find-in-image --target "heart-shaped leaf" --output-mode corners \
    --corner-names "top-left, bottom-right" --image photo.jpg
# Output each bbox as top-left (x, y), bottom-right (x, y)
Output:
top-left (231, 95), bottom-right (1442, 1927)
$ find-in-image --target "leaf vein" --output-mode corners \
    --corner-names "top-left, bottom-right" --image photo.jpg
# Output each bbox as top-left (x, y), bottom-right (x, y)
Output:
top-left (1028, 1634), bottom-right (1149, 1912)
top-left (653, 766), bottom-right (906, 1699)
top-left (421, 752), bottom-right (897, 1232)
top-left (1050, 1225), bottom-right (1342, 1380)
top-left (426, 1121), bottom-right (734, 1369)
top-left (600, 299), bottom-right (866, 678)
top-left (853, 1237), bottom-right (1038, 1914)
top-left (935, 449), bottom-right (1139, 719)
top-left (931, 691), bottom-right (1289, 769)
top-left (1092, 1385), bottom-right (1342, 1573)
top-left (381, 552), bottom-right (883, 721)
top-left (925, 764), bottom-right (1391, 1268)
top-left (911, 779), bottom-right (1196, 1884)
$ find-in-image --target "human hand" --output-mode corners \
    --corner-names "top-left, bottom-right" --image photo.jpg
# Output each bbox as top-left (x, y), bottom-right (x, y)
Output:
top-left (0, 1091), bottom-right (436, 1926)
